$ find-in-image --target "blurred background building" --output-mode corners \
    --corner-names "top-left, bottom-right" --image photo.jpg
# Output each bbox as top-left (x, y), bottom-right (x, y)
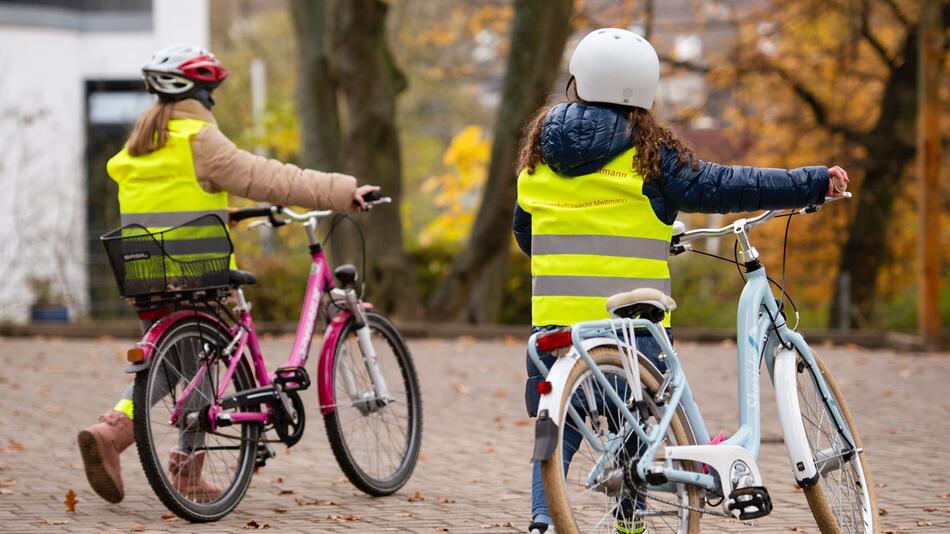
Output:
top-left (0, 0), bottom-right (208, 322)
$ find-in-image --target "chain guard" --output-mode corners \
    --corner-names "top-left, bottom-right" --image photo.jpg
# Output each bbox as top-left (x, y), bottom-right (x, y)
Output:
top-left (273, 390), bottom-right (305, 447)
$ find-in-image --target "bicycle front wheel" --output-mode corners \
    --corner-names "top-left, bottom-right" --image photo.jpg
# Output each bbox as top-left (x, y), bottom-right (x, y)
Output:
top-left (323, 311), bottom-right (422, 496)
top-left (133, 317), bottom-right (260, 522)
top-left (797, 351), bottom-right (879, 534)
top-left (541, 347), bottom-right (701, 534)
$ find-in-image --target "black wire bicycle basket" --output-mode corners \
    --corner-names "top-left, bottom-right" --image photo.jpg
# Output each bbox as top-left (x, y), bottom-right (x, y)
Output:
top-left (101, 214), bottom-right (233, 299)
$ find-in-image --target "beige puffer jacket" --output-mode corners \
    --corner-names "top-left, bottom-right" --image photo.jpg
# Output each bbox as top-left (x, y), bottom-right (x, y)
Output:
top-left (172, 99), bottom-right (357, 212)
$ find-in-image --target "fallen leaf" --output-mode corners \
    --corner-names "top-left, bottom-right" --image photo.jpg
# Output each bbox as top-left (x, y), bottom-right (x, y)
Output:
top-left (484, 446), bottom-right (495, 454)
top-left (0, 478), bottom-right (14, 487)
top-left (34, 519), bottom-right (69, 525)
top-left (916, 520), bottom-right (932, 527)
top-left (161, 512), bottom-right (177, 522)
top-left (273, 507), bottom-right (289, 513)
top-left (449, 383), bottom-right (472, 395)
top-left (131, 524), bottom-right (146, 532)
top-left (923, 507), bottom-right (938, 512)
top-left (513, 419), bottom-right (532, 427)
top-left (397, 512), bottom-right (415, 517)
top-left (437, 496), bottom-right (456, 503)
top-left (493, 389), bottom-right (508, 398)
top-left (408, 490), bottom-right (425, 502)
top-left (435, 529), bottom-right (449, 532)
top-left (244, 520), bottom-right (271, 529)
top-left (64, 489), bottom-right (77, 513)
top-left (418, 452), bottom-right (430, 462)
top-left (0, 488), bottom-right (13, 495)
top-left (326, 514), bottom-right (361, 521)
top-left (279, 489), bottom-right (295, 495)
top-left (789, 528), bottom-right (807, 532)
top-left (878, 507), bottom-right (888, 516)
top-left (0, 439), bottom-right (24, 453)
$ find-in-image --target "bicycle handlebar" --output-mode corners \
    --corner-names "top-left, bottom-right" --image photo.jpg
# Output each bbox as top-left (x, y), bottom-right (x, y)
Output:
top-left (672, 193), bottom-right (851, 245)
top-left (231, 194), bottom-right (392, 228)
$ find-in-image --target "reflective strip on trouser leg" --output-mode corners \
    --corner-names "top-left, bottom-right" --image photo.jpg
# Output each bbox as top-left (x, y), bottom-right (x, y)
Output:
top-left (113, 399), bottom-right (135, 420)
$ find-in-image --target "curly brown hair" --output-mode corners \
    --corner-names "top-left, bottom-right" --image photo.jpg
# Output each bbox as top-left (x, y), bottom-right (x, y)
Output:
top-left (517, 80), bottom-right (698, 180)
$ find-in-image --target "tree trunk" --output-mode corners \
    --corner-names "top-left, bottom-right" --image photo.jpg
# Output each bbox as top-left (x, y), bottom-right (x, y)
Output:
top-left (290, 0), bottom-right (341, 171)
top-left (829, 25), bottom-right (924, 328)
top-left (326, 0), bottom-right (419, 318)
top-left (427, 0), bottom-right (574, 323)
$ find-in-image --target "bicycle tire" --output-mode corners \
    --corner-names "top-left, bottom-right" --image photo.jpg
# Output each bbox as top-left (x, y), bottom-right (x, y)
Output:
top-left (323, 311), bottom-right (422, 496)
top-left (541, 347), bottom-right (702, 534)
top-left (799, 351), bottom-right (880, 534)
top-left (133, 317), bottom-right (260, 522)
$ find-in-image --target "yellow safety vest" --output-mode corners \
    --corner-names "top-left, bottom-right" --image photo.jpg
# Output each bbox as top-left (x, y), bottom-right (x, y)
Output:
top-left (517, 147), bottom-right (672, 327)
top-left (107, 118), bottom-right (233, 270)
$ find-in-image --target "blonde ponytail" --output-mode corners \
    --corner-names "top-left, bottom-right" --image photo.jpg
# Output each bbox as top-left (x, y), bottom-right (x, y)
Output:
top-left (126, 100), bottom-right (175, 156)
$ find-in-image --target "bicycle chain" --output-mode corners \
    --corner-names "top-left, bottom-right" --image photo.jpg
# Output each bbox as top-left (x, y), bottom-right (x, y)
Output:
top-left (632, 486), bottom-right (737, 519)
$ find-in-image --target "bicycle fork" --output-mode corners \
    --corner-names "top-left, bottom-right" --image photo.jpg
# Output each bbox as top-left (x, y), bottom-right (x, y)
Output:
top-left (331, 288), bottom-right (393, 415)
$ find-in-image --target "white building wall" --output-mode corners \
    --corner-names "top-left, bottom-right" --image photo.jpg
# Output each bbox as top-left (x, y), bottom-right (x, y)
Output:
top-left (0, 0), bottom-right (208, 323)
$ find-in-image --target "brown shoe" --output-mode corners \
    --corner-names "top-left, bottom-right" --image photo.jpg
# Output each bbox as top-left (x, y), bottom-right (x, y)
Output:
top-left (167, 448), bottom-right (223, 503)
top-left (77, 410), bottom-right (134, 503)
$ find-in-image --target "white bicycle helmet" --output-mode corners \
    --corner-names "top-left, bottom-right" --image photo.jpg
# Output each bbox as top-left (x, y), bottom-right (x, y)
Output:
top-left (569, 28), bottom-right (660, 109)
top-left (142, 43), bottom-right (228, 100)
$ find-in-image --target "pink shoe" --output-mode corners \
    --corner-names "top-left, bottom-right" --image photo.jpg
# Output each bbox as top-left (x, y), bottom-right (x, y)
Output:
top-left (702, 431), bottom-right (727, 474)
top-left (77, 410), bottom-right (135, 503)
top-left (167, 448), bottom-right (223, 503)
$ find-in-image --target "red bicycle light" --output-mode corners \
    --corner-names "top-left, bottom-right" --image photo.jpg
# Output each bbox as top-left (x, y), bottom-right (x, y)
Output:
top-left (537, 380), bottom-right (553, 395)
top-left (536, 329), bottom-right (573, 353)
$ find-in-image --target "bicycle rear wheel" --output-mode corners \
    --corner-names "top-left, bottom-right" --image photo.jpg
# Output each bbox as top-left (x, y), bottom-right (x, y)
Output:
top-left (797, 351), bottom-right (879, 534)
top-left (133, 317), bottom-right (259, 522)
top-left (323, 311), bottom-right (422, 496)
top-left (541, 347), bottom-right (701, 534)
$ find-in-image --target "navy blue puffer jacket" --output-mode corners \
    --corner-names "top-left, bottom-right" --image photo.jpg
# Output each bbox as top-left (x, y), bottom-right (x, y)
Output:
top-left (513, 102), bottom-right (829, 255)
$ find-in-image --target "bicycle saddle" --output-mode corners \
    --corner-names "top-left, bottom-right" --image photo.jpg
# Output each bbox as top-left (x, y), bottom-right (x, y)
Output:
top-left (606, 288), bottom-right (677, 322)
top-left (228, 269), bottom-right (257, 287)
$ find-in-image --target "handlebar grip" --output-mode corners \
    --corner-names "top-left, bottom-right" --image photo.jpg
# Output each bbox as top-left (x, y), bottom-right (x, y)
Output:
top-left (361, 190), bottom-right (383, 203)
top-left (230, 206), bottom-right (275, 222)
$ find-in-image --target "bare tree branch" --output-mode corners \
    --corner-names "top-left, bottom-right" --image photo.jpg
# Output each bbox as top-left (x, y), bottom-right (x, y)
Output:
top-left (878, 0), bottom-right (911, 28)
top-left (858, 0), bottom-right (897, 68)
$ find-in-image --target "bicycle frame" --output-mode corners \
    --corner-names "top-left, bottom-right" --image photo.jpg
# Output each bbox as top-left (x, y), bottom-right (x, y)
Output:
top-left (139, 215), bottom-right (384, 433)
top-left (530, 261), bottom-right (857, 502)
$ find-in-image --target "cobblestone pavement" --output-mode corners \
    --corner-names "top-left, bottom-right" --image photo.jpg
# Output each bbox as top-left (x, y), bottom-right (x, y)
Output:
top-left (0, 334), bottom-right (948, 533)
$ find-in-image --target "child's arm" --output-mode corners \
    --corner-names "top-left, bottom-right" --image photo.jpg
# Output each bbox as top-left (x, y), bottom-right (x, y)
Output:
top-left (190, 125), bottom-right (358, 212)
top-left (512, 202), bottom-right (532, 256)
top-left (658, 145), bottom-right (830, 216)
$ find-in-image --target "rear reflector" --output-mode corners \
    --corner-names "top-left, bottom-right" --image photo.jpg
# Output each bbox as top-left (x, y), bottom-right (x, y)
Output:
top-left (127, 347), bottom-right (145, 363)
top-left (137, 307), bottom-right (170, 321)
top-left (536, 329), bottom-right (572, 353)
top-left (537, 380), bottom-right (553, 394)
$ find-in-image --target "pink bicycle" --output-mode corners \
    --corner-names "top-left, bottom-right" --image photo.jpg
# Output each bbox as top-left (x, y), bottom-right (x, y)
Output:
top-left (101, 193), bottom-right (422, 522)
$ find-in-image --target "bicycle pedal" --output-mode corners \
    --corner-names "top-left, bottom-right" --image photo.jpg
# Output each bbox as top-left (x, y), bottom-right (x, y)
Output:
top-left (255, 441), bottom-right (277, 468)
top-left (274, 366), bottom-right (311, 391)
top-left (727, 485), bottom-right (772, 520)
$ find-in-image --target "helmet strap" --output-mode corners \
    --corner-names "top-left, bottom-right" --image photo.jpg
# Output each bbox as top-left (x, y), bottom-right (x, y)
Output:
top-left (564, 75), bottom-right (576, 98)
top-left (194, 87), bottom-right (215, 110)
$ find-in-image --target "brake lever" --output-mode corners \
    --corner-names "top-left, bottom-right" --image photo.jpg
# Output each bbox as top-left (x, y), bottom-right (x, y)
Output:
top-left (361, 197), bottom-right (393, 211)
top-left (247, 220), bottom-right (269, 230)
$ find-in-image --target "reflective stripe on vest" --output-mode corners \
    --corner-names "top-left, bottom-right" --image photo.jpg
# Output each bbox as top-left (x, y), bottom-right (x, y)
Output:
top-left (517, 147), bottom-right (673, 327)
top-left (107, 118), bottom-right (235, 268)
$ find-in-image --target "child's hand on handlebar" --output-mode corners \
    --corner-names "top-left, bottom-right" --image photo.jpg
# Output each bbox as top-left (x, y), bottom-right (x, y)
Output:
top-left (827, 166), bottom-right (849, 198)
top-left (353, 185), bottom-right (381, 211)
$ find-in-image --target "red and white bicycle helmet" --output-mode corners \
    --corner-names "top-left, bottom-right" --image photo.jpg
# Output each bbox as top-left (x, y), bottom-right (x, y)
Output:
top-left (142, 43), bottom-right (228, 99)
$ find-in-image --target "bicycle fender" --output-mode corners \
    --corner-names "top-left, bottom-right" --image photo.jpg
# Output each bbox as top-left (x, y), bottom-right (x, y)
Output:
top-left (124, 310), bottom-right (229, 374)
top-left (773, 348), bottom-right (820, 486)
top-left (316, 304), bottom-right (374, 415)
top-left (533, 337), bottom-right (620, 457)
top-left (318, 310), bottom-right (353, 414)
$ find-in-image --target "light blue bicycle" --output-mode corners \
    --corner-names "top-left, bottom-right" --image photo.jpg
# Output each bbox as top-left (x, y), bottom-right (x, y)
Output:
top-left (529, 194), bottom-right (879, 534)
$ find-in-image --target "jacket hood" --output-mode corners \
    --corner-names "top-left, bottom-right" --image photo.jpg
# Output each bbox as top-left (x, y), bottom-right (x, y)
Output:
top-left (540, 102), bottom-right (633, 177)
